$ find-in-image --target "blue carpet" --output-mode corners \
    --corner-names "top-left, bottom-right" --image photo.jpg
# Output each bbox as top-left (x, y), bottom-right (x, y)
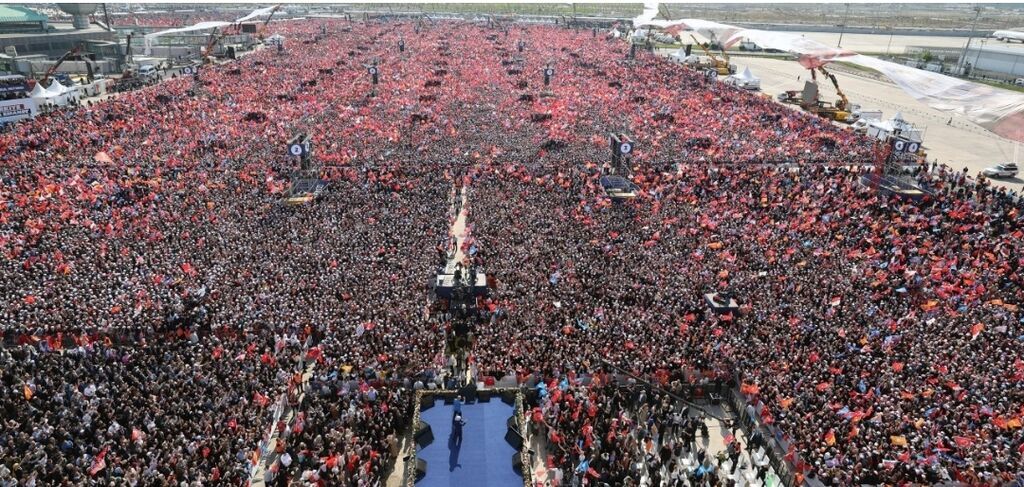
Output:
top-left (417, 399), bottom-right (522, 487)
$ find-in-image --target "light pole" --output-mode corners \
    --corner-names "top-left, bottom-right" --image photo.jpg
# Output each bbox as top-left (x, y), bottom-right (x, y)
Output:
top-left (972, 37), bottom-right (987, 78)
top-left (880, 3), bottom-right (897, 58)
top-left (837, 3), bottom-right (851, 48)
top-left (957, 5), bottom-right (982, 74)
top-left (885, 26), bottom-right (895, 58)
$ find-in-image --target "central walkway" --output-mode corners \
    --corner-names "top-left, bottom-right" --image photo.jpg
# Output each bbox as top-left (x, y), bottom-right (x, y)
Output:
top-left (387, 181), bottom-right (472, 487)
top-left (447, 183), bottom-right (470, 272)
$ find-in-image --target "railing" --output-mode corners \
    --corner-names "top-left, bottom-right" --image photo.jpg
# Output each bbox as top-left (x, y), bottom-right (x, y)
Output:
top-left (402, 388), bottom-right (530, 487)
top-left (725, 380), bottom-right (799, 486)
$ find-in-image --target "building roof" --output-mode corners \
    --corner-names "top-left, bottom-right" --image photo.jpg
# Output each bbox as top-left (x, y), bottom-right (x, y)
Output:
top-left (966, 43), bottom-right (1024, 57)
top-left (0, 5), bottom-right (47, 24)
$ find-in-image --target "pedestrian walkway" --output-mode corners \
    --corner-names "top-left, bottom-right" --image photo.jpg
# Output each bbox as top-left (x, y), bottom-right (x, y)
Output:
top-left (446, 184), bottom-right (470, 273)
top-left (249, 349), bottom-right (317, 486)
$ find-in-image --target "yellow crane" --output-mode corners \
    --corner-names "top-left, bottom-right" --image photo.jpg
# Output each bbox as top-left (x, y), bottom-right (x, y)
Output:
top-left (689, 34), bottom-right (735, 76)
top-left (817, 65), bottom-right (851, 112)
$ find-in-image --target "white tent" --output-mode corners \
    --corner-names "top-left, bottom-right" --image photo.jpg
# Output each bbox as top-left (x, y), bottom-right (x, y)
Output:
top-left (724, 66), bottom-right (761, 90)
top-left (28, 82), bottom-right (46, 101)
top-left (47, 81), bottom-right (67, 104)
top-left (736, 67), bottom-right (757, 81)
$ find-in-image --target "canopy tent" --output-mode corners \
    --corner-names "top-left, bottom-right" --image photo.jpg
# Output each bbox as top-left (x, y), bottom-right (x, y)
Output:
top-left (45, 80), bottom-right (65, 96)
top-left (633, 2), bottom-right (1024, 143)
top-left (44, 80), bottom-right (68, 105)
top-left (724, 66), bottom-right (761, 90)
top-left (735, 67), bottom-right (757, 82)
top-left (28, 82), bottom-right (46, 99)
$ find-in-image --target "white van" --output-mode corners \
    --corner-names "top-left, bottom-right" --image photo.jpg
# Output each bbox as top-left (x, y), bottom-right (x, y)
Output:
top-left (137, 65), bottom-right (158, 79)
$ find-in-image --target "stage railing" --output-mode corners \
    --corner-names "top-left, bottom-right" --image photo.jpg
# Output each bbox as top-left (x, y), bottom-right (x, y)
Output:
top-left (402, 388), bottom-right (530, 487)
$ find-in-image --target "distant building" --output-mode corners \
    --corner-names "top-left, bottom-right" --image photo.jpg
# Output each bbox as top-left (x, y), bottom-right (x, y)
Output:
top-left (906, 44), bottom-right (1024, 80)
top-left (0, 4), bottom-right (115, 60)
top-left (960, 44), bottom-right (1024, 78)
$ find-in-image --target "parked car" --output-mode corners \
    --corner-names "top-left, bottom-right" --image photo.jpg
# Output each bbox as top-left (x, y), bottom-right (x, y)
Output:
top-left (1015, 78), bottom-right (1024, 87)
top-left (982, 163), bottom-right (1019, 178)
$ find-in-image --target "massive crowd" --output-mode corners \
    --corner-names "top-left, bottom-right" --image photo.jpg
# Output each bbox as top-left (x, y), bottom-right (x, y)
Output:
top-left (0, 17), bottom-right (1020, 486)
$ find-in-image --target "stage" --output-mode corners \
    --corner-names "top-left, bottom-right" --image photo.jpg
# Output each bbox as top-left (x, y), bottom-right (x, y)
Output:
top-left (416, 398), bottom-right (521, 487)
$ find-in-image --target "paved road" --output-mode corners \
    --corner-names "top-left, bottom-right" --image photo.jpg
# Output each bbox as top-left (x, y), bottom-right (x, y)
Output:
top-left (749, 31), bottom-right (1024, 55)
top-left (731, 56), bottom-right (1023, 190)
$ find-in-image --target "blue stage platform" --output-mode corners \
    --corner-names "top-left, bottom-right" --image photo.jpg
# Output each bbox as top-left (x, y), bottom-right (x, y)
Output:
top-left (417, 398), bottom-right (521, 487)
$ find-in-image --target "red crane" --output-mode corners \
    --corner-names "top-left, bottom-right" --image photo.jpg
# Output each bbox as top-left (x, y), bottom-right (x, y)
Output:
top-left (40, 46), bottom-right (82, 87)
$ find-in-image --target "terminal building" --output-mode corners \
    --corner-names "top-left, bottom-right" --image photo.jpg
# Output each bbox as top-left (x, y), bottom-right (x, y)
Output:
top-left (960, 43), bottom-right (1024, 79)
top-left (0, 4), bottom-right (121, 77)
top-left (905, 43), bottom-right (1024, 80)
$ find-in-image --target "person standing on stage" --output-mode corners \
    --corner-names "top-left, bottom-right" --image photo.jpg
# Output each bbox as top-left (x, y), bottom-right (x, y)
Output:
top-left (453, 395), bottom-right (464, 418)
top-left (452, 413), bottom-right (467, 445)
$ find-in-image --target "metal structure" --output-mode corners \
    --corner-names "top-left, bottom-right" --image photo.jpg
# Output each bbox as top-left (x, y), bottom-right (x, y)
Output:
top-left (40, 45), bottom-right (81, 86)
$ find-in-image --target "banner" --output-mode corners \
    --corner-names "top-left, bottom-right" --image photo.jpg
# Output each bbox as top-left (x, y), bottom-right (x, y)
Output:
top-left (0, 98), bottom-right (37, 124)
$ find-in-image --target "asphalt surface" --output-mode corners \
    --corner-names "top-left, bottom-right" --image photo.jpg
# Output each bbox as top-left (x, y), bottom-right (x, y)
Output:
top-left (756, 31), bottom-right (1024, 55)
top-left (727, 56), bottom-right (1023, 190)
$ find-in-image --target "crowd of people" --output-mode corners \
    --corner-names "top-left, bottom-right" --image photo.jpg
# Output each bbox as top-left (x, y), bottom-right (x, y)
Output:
top-left (1, 17), bottom-right (1021, 486)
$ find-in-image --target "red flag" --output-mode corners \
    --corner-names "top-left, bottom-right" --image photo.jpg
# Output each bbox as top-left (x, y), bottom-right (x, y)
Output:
top-left (306, 347), bottom-right (323, 360)
top-left (254, 391), bottom-right (270, 407)
top-left (892, 362), bottom-right (904, 372)
top-left (89, 447), bottom-right (108, 476)
top-left (784, 446), bottom-right (796, 464)
top-left (824, 429), bottom-right (836, 446)
top-left (953, 436), bottom-right (973, 448)
top-left (23, 384), bottom-right (32, 400)
top-left (325, 453), bottom-right (339, 469)
top-left (131, 428), bottom-right (143, 443)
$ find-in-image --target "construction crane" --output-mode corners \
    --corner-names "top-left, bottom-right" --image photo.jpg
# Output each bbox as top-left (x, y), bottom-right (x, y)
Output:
top-left (256, 5), bottom-right (280, 40)
top-left (688, 34), bottom-right (735, 76)
top-left (817, 65), bottom-right (851, 113)
top-left (40, 46), bottom-right (82, 87)
top-left (125, 32), bottom-right (134, 66)
top-left (202, 27), bottom-right (230, 64)
top-left (793, 68), bottom-right (850, 122)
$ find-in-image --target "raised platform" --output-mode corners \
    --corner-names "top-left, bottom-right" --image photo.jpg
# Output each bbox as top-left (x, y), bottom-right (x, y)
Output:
top-left (284, 177), bottom-right (328, 205)
top-left (600, 175), bottom-right (638, 200)
top-left (860, 173), bottom-right (930, 200)
top-left (434, 271), bottom-right (489, 299)
top-left (416, 398), bottom-right (521, 487)
top-left (705, 292), bottom-right (739, 314)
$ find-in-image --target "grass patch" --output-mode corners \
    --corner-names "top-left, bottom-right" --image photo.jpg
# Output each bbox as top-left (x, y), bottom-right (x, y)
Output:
top-left (832, 61), bottom-right (882, 76)
top-left (973, 78), bottom-right (1024, 94)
